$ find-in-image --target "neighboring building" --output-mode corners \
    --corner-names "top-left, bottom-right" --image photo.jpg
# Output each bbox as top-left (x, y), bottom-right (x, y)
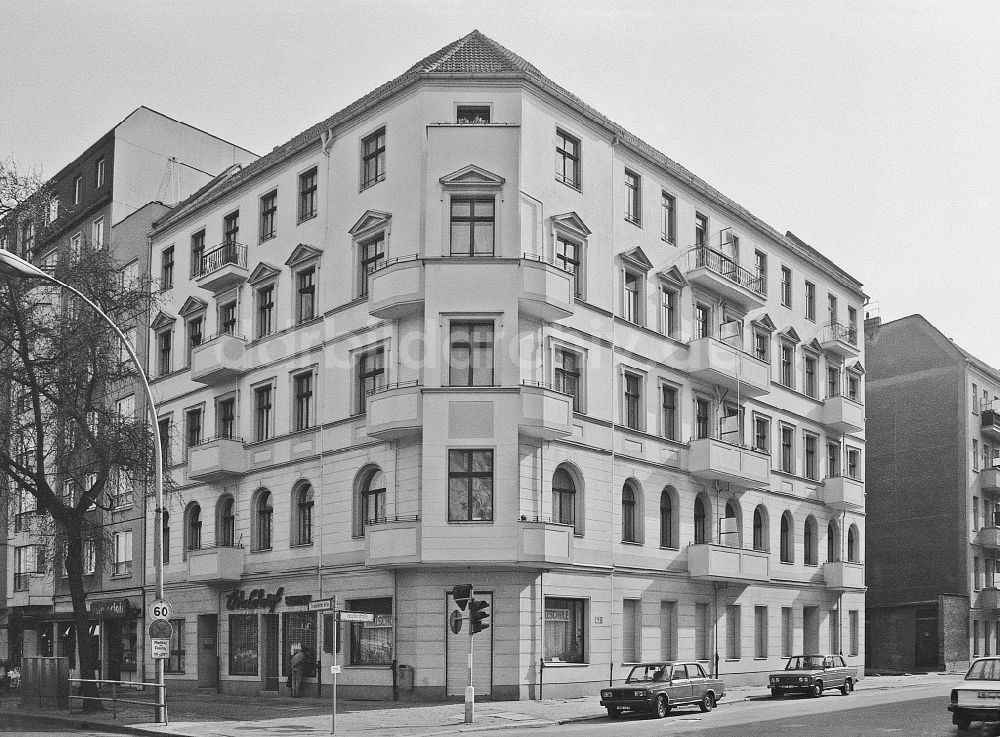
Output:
top-left (1, 108), bottom-right (257, 682)
top-left (866, 314), bottom-right (999, 673)
top-left (146, 31), bottom-right (866, 700)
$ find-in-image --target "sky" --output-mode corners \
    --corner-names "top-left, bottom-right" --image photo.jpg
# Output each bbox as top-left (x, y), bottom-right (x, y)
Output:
top-left (3, 0), bottom-right (999, 365)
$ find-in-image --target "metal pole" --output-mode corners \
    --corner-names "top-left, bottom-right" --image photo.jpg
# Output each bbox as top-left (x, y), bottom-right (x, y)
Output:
top-left (465, 610), bottom-right (474, 724)
top-left (331, 619), bottom-right (339, 735)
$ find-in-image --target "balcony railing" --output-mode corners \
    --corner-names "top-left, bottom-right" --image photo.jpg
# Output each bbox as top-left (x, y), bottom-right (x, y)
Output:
top-left (687, 246), bottom-right (765, 297)
top-left (193, 242), bottom-right (247, 277)
top-left (825, 321), bottom-right (858, 346)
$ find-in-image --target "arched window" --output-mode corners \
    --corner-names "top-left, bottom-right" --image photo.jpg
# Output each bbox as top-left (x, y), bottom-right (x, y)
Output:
top-left (847, 524), bottom-right (859, 562)
top-left (296, 484), bottom-right (314, 546)
top-left (694, 496), bottom-right (707, 544)
top-left (255, 489), bottom-right (273, 551)
top-left (162, 511), bottom-right (170, 564)
top-left (218, 495), bottom-right (235, 548)
top-left (553, 467), bottom-right (576, 529)
top-left (804, 515), bottom-right (818, 565)
top-left (780, 512), bottom-right (793, 562)
top-left (752, 505), bottom-right (767, 552)
top-left (723, 500), bottom-right (740, 547)
top-left (362, 469), bottom-right (386, 532)
top-left (660, 488), bottom-right (675, 548)
top-left (622, 483), bottom-right (637, 543)
top-left (827, 520), bottom-right (839, 562)
top-left (186, 503), bottom-right (201, 551)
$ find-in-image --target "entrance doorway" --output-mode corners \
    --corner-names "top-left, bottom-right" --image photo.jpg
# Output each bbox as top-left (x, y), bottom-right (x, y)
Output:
top-left (802, 606), bottom-right (819, 653)
top-left (197, 615), bottom-right (219, 690)
top-left (262, 614), bottom-right (279, 691)
top-left (914, 607), bottom-right (939, 669)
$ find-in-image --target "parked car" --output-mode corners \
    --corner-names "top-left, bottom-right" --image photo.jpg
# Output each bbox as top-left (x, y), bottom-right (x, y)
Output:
top-left (948, 656), bottom-right (1000, 730)
top-left (599, 661), bottom-right (725, 718)
top-left (768, 654), bottom-right (858, 698)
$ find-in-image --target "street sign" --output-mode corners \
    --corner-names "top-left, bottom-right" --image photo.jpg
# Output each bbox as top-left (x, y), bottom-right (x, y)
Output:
top-left (149, 620), bottom-right (173, 640)
top-left (151, 638), bottom-right (170, 659)
top-left (148, 599), bottom-right (172, 621)
top-left (308, 598), bottom-right (334, 611)
top-left (338, 611), bottom-right (375, 623)
top-left (330, 665), bottom-right (341, 675)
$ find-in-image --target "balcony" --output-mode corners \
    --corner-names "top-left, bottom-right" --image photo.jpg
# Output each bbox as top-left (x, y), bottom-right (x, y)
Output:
top-left (193, 242), bottom-right (248, 292)
top-left (982, 468), bottom-right (1000, 492)
top-left (366, 382), bottom-right (423, 440)
top-left (688, 543), bottom-right (769, 583)
top-left (187, 545), bottom-right (244, 586)
top-left (368, 256), bottom-right (424, 320)
top-left (688, 336), bottom-right (770, 397)
top-left (819, 321), bottom-right (860, 359)
top-left (517, 518), bottom-right (574, 567)
top-left (10, 573), bottom-right (49, 608)
top-left (688, 437), bottom-right (770, 488)
top-left (978, 587), bottom-right (1000, 611)
top-left (519, 381), bottom-right (573, 440)
top-left (822, 395), bottom-right (864, 433)
top-left (518, 254), bottom-right (574, 321)
top-left (983, 411), bottom-right (1000, 441)
top-left (365, 516), bottom-right (421, 567)
top-left (684, 246), bottom-right (766, 309)
top-left (187, 437), bottom-right (248, 482)
top-left (976, 527), bottom-right (1000, 548)
top-left (190, 333), bottom-right (248, 385)
top-left (823, 561), bottom-right (865, 590)
top-left (820, 475), bottom-right (865, 511)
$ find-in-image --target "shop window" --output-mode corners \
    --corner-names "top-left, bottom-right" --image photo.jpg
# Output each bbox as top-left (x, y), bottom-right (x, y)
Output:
top-left (117, 618), bottom-right (138, 673)
top-left (282, 612), bottom-right (318, 677)
top-left (347, 597), bottom-right (393, 665)
top-left (229, 614), bottom-right (259, 675)
top-left (544, 597), bottom-right (585, 663)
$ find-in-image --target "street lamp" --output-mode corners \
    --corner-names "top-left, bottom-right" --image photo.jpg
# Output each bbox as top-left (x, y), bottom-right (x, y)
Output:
top-left (0, 248), bottom-right (166, 722)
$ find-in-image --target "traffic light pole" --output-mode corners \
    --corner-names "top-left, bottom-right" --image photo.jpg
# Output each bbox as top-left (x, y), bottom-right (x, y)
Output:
top-left (465, 616), bottom-right (475, 724)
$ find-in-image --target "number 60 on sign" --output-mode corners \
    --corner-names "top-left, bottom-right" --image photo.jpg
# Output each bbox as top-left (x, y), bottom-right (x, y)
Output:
top-left (149, 599), bottom-right (172, 621)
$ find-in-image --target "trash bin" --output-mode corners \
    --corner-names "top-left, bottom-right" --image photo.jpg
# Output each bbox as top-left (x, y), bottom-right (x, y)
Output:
top-left (397, 664), bottom-right (414, 691)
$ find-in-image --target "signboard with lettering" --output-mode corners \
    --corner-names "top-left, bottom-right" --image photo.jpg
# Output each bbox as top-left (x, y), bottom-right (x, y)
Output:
top-left (226, 587), bottom-right (284, 613)
top-left (308, 598), bottom-right (334, 611)
top-left (338, 611), bottom-right (375, 623)
top-left (90, 599), bottom-right (130, 618)
top-left (151, 638), bottom-right (170, 659)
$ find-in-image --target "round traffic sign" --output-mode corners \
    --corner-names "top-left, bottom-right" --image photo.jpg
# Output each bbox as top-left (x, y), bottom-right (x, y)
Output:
top-left (149, 619), bottom-right (173, 639)
top-left (449, 609), bottom-right (464, 635)
top-left (149, 599), bottom-right (173, 621)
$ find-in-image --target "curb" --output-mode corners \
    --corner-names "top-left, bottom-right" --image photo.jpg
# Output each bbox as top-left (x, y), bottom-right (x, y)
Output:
top-left (3, 711), bottom-right (181, 737)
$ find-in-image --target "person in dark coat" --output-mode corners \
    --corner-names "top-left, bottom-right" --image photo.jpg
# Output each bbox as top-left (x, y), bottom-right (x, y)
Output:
top-left (289, 644), bottom-right (306, 697)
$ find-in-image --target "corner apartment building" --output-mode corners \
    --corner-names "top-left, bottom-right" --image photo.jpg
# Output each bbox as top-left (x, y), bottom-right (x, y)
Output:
top-left (146, 31), bottom-right (866, 700)
top-left (866, 314), bottom-right (1000, 672)
top-left (1, 107), bottom-right (256, 681)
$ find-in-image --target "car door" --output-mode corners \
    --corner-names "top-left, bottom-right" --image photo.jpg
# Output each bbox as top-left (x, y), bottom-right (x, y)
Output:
top-left (823, 657), bottom-right (843, 689)
top-left (688, 662), bottom-right (710, 702)
top-left (668, 664), bottom-right (692, 704)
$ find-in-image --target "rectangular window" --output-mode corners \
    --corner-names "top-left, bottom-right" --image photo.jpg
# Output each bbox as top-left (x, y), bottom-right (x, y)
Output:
top-left (695, 603), bottom-right (710, 660)
top-left (781, 607), bottom-right (793, 656)
top-left (96, 158), bottom-right (106, 188)
top-left (223, 210), bottom-right (240, 245)
top-left (259, 190), bottom-right (277, 242)
top-left (624, 169), bottom-right (641, 224)
top-left (780, 425), bottom-right (794, 473)
top-left (660, 286), bottom-right (678, 337)
top-left (975, 440), bottom-right (981, 471)
top-left (695, 212), bottom-right (708, 246)
top-left (84, 539), bottom-right (97, 574)
top-left (156, 330), bottom-right (172, 376)
top-left (847, 374), bottom-right (860, 401)
top-left (166, 619), bottom-right (185, 673)
top-left (113, 530), bottom-right (133, 576)
top-left (456, 105), bottom-right (490, 123)
top-left (828, 442), bottom-right (841, 477)
top-left (755, 606), bottom-right (768, 659)
top-left (780, 343), bottom-right (794, 388)
top-left (186, 316), bottom-right (203, 366)
top-left (555, 349), bottom-right (582, 412)
top-left (229, 614), bottom-right (259, 675)
top-left (805, 433), bottom-right (818, 480)
top-left (281, 611), bottom-right (319, 677)
top-left (695, 303), bottom-right (711, 339)
top-left (623, 599), bottom-right (640, 663)
top-left (161, 246), bottom-right (174, 290)
top-left (361, 127), bottom-right (386, 189)
top-left (755, 250), bottom-right (767, 294)
top-left (447, 449), bottom-right (494, 522)
top-left (754, 415), bottom-right (770, 453)
top-left (92, 217), bottom-right (104, 248)
top-left (254, 385), bottom-right (273, 441)
top-left (217, 397), bottom-right (236, 439)
top-left (296, 266), bottom-right (316, 323)
top-left (754, 331), bottom-right (769, 363)
top-left (449, 322), bottom-right (494, 387)
top-left (555, 129), bottom-right (580, 188)
top-left (848, 306), bottom-right (858, 344)
top-left (359, 235), bottom-right (385, 296)
top-left (191, 230), bottom-right (206, 277)
top-left (624, 372), bottom-right (642, 430)
top-left (70, 232), bottom-right (82, 260)
top-left (357, 347), bottom-right (385, 414)
top-left (847, 447), bottom-right (861, 479)
top-left (696, 397), bottom-right (711, 440)
top-left (804, 355), bottom-right (817, 397)
top-left (298, 167), bottom-right (318, 221)
top-left (828, 366), bottom-right (841, 398)
top-left (849, 610), bottom-right (859, 656)
top-left (293, 372), bottom-right (314, 430)
top-left (555, 236), bottom-right (582, 298)
top-left (347, 598), bottom-right (393, 665)
top-left (256, 284), bottom-right (275, 338)
top-left (661, 191), bottom-right (676, 243)
top-left (660, 601), bottom-right (677, 661)
top-left (727, 604), bottom-right (741, 659)
top-left (21, 220), bottom-right (34, 253)
top-left (544, 598), bottom-right (586, 663)
top-left (975, 383), bottom-right (980, 413)
top-left (661, 385), bottom-right (677, 441)
top-left (623, 271), bottom-right (641, 324)
top-left (74, 175), bottom-right (83, 204)
top-left (975, 556), bottom-right (982, 591)
top-left (450, 198), bottom-right (495, 256)
top-left (219, 300), bottom-right (237, 336)
top-left (805, 281), bottom-right (816, 321)
top-left (185, 408), bottom-right (202, 449)
top-left (828, 293), bottom-right (838, 326)
top-left (780, 266), bottom-right (792, 307)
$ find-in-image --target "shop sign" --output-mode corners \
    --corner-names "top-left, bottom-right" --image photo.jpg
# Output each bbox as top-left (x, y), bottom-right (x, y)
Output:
top-left (284, 594), bottom-right (313, 607)
top-left (89, 599), bottom-right (131, 618)
top-left (226, 587), bottom-right (284, 613)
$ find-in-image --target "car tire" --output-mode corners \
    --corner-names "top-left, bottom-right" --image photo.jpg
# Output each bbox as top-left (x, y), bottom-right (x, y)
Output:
top-left (655, 695), bottom-right (669, 718)
top-left (954, 714), bottom-right (971, 730)
top-left (699, 692), bottom-right (715, 713)
top-left (810, 680), bottom-right (823, 698)
top-left (770, 688), bottom-right (782, 699)
top-left (606, 707), bottom-right (621, 719)
top-left (840, 679), bottom-right (853, 696)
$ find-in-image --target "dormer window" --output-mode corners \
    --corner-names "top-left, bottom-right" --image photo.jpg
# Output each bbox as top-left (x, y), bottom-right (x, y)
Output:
top-left (457, 105), bottom-right (491, 124)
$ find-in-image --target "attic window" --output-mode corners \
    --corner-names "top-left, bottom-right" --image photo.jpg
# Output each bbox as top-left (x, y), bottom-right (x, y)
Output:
top-left (457, 105), bottom-right (491, 124)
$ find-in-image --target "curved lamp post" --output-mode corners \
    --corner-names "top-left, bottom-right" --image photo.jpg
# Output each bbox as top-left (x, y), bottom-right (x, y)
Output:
top-left (0, 248), bottom-right (165, 722)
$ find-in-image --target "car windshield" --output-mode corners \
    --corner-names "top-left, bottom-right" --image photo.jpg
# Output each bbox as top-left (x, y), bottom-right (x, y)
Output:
top-left (784, 656), bottom-right (824, 670)
top-left (626, 665), bottom-right (668, 683)
top-left (967, 659), bottom-right (1000, 681)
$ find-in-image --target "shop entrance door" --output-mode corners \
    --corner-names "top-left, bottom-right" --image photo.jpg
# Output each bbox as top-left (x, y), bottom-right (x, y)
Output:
top-left (197, 615), bottom-right (219, 690)
top-left (106, 620), bottom-right (122, 681)
top-left (262, 614), bottom-right (279, 691)
top-left (446, 591), bottom-right (492, 697)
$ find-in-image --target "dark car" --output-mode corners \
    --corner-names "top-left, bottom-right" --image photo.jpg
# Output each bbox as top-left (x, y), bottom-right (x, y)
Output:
top-left (768, 654), bottom-right (858, 698)
top-left (600, 661), bottom-right (725, 718)
top-left (947, 656), bottom-right (1000, 730)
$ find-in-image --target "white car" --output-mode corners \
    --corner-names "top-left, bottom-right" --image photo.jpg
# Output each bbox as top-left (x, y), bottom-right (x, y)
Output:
top-left (948, 657), bottom-right (1000, 730)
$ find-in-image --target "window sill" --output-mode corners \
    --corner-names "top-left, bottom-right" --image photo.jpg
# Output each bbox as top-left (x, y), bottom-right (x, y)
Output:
top-left (555, 177), bottom-right (581, 192)
top-left (624, 217), bottom-right (641, 228)
top-left (659, 545), bottom-right (680, 551)
top-left (260, 233), bottom-right (276, 245)
top-left (542, 661), bottom-right (589, 668)
top-left (447, 520), bottom-right (495, 525)
top-left (250, 548), bottom-right (273, 554)
top-left (620, 540), bottom-right (643, 546)
top-left (298, 213), bottom-right (318, 225)
top-left (290, 543), bottom-right (314, 549)
top-left (360, 178), bottom-right (385, 193)
top-left (344, 664), bottom-right (393, 670)
top-left (111, 573), bottom-right (132, 580)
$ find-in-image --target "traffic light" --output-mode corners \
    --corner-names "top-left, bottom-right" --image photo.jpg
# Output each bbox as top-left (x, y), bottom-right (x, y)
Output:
top-left (469, 597), bottom-right (490, 634)
top-left (451, 583), bottom-right (473, 611)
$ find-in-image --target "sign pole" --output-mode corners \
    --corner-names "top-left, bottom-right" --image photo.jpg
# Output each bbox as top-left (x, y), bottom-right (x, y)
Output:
top-left (331, 614), bottom-right (339, 735)
top-left (465, 608), bottom-right (474, 724)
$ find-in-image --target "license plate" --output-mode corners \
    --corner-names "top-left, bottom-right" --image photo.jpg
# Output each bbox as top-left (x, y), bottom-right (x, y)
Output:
top-left (978, 691), bottom-right (1000, 698)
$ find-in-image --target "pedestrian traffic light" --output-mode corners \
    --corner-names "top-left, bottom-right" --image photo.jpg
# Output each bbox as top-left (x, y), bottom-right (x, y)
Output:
top-left (451, 583), bottom-right (473, 611)
top-left (469, 597), bottom-right (490, 634)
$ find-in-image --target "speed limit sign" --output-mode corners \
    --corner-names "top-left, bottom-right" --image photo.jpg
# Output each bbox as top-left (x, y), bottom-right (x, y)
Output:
top-left (149, 599), bottom-right (173, 621)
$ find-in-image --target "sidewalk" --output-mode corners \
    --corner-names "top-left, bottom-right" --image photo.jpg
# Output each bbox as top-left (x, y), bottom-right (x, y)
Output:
top-left (4, 672), bottom-right (959, 737)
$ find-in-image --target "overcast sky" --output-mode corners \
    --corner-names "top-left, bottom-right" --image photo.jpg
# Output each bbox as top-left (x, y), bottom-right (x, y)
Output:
top-left (3, 0), bottom-right (998, 365)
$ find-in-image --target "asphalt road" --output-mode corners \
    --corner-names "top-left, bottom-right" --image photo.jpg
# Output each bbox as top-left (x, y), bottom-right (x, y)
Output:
top-left (0, 715), bottom-right (125, 737)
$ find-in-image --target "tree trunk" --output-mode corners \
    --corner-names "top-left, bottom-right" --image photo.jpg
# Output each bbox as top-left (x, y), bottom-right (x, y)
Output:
top-left (64, 530), bottom-right (103, 712)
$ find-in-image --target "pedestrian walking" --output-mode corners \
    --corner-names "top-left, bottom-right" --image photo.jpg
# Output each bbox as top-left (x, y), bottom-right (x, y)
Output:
top-left (289, 644), bottom-right (306, 698)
